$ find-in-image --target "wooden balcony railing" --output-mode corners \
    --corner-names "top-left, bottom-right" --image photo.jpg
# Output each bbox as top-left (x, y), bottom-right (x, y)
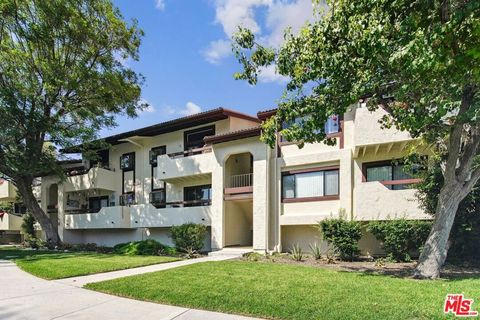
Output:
top-left (151, 199), bottom-right (211, 208)
top-left (229, 173), bottom-right (253, 188)
top-left (167, 146), bottom-right (212, 159)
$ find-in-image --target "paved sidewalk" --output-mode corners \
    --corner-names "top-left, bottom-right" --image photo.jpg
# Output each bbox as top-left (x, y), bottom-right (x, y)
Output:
top-left (0, 259), bottom-right (260, 320)
top-left (55, 255), bottom-right (235, 287)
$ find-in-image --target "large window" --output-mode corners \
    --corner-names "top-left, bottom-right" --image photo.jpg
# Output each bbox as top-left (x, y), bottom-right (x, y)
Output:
top-left (184, 126), bottom-right (215, 151)
top-left (282, 168), bottom-right (339, 202)
top-left (150, 146), bottom-right (166, 191)
top-left (184, 184), bottom-right (212, 207)
top-left (364, 161), bottom-right (418, 190)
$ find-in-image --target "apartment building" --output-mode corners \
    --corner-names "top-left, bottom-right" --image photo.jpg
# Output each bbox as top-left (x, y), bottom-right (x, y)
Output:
top-left (2, 104), bottom-right (431, 254)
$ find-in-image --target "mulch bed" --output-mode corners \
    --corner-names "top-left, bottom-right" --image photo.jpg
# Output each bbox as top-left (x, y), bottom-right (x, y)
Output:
top-left (240, 253), bottom-right (480, 279)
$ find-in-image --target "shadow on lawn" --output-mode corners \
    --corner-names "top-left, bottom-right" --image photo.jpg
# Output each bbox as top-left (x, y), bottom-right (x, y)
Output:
top-left (337, 264), bottom-right (480, 281)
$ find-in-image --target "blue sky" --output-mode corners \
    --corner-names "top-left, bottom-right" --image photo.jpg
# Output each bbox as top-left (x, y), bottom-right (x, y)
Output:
top-left (101, 0), bottom-right (314, 137)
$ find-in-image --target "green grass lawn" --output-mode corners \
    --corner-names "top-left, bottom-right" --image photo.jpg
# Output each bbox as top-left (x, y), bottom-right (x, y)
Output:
top-left (0, 247), bottom-right (180, 280)
top-left (86, 260), bottom-right (479, 320)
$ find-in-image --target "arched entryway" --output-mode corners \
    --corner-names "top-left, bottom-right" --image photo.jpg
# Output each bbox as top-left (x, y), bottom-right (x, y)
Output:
top-left (223, 152), bottom-right (253, 247)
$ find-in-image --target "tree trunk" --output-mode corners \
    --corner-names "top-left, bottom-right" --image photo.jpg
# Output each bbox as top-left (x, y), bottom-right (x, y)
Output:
top-left (16, 179), bottom-right (60, 246)
top-left (413, 184), bottom-right (463, 279)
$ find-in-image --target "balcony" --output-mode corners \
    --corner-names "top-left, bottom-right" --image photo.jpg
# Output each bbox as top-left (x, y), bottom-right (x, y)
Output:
top-left (64, 206), bottom-right (132, 229)
top-left (64, 167), bottom-right (116, 192)
top-left (0, 179), bottom-right (16, 201)
top-left (156, 147), bottom-right (214, 181)
top-left (224, 173), bottom-right (253, 201)
top-left (0, 213), bottom-right (22, 231)
top-left (354, 181), bottom-right (429, 221)
top-left (130, 203), bottom-right (212, 228)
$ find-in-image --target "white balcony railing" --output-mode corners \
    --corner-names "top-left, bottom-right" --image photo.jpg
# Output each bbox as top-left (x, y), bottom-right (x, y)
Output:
top-left (229, 173), bottom-right (253, 188)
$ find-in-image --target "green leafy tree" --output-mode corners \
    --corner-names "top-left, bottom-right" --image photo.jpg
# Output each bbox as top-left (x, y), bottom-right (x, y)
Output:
top-left (233, 0), bottom-right (480, 278)
top-left (412, 156), bottom-right (480, 264)
top-left (0, 0), bottom-right (145, 245)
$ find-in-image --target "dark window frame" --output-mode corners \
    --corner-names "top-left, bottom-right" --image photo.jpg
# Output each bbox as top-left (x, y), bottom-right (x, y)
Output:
top-left (88, 196), bottom-right (109, 213)
top-left (120, 152), bottom-right (135, 204)
top-left (183, 184), bottom-right (212, 207)
top-left (362, 160), bottom-right (421, 190)
top-left (150, 146), bottom-right (166, 191)
top-left (281, 166), bottom-right (340, 203)
top-left (184, 125), bottom-right (215, 151)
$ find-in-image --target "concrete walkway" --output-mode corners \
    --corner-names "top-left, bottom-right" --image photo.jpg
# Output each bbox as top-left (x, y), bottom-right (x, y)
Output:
top-left (0, 259), bottom-right (260, 320)
top-left (55, 255), bottom-right (235, 287)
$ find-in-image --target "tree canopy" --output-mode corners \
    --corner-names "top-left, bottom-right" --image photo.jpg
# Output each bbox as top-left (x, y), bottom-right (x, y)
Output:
top-left (0, 0), bottom-right (145, 244)
top-left (233, 0), bottom-right (480, 278)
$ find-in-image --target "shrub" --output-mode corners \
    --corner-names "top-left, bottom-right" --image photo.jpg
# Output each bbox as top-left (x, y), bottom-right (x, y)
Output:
top-left (114, 239), bottom-right (165, 256)
top-left (244, 252), bottom-right (263, 262)
top-left (24, 237), bottom-right (46, 249)
top-left (21, 213), bottom-right (36, 239)
top-left (290, 243), bottom-right (304, 262)
top-left (367, 219), bottom-right (432, 262)
top-left (309, 243), bottom-right (322, 260)
top-left (319, 218), bottom-right (362, 261)
top-left (170, 223), bottom-right (207, 254)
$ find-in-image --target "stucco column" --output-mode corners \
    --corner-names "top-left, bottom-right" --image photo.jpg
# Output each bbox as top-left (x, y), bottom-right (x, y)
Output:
top-left (210, 165), bottom-right (224, 250)
top-left (57, 184), bottom-right (65, 242)
top-left (252, 158), bottom-right (268, 251)
top-left (339, 149), bottom-right (353, 219)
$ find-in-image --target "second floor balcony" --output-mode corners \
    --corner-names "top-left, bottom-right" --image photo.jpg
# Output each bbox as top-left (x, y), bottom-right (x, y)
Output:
top-left (224, 173), bottom-right (253, 201)
top-left (156, 146), bottom-right (214, 181)
top-left (64, 167), bottom-right (116, 192)
top-left (0, 179), bottom-right (16, 201)
top-left (0, 213), bottom-right (23, 231)
top-left (64, 206), bottom-right (132, 229)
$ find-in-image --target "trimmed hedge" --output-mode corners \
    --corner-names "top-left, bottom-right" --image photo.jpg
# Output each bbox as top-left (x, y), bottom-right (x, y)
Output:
top-left (170, 223), bottom-right (207, 253)
top-left (113, 239), bottom-right (173, 256)
top-left (367, 219), bottom-right (432, 262)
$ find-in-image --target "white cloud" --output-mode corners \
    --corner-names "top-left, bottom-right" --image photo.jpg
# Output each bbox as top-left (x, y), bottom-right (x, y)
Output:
top-left (264, 0), bottom-right (314, 47)
top-left (214, 0), bottom-right (272, 37)
top-left (155, 0), bottom-right (165, 11)
top-left (206, 0), bottom-right (316, 71)
top-left (202, 39), bottom-right (232, 64)
top-left (161, 102), bottom-right (202, 117)
top-left (257, 65), bottom-right (289, 84)
top-left (180, 102), bottom-right (202, 116)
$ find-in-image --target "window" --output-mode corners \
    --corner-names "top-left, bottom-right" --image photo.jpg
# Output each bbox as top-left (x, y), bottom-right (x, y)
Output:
top-left (120, 152), bottom-right (135, 170)
top-left (184, 126), bottom-right (215, 151)
top-left (88, 196), bottom-right (109, 213)
top-left (184, 184), bottom-right (212, 207)
top-left (281, 115), bottom-right (340, 142)
top-left (364, 161), bottom-right (417, 190)
top-left (149, 146), bottom-right (166, 166)
top-left (324, 115), bottom-right (340, 134)
top-left (90, 149), bottom-right (109, 168)
top-left (149, 189), bottom-right (166, 209)
top-left (282, 168), bottom-right (339, 202)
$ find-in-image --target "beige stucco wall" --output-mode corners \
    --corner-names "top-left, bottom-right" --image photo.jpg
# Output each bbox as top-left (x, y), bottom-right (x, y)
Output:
top-left (0, 180), bottom-right (16, 202)
top-left (0, 213), bottom-right (23, 231)
top-left (210, 137), bottom-right (269, 251)
top-left (224, 201), bottom-right (253, 246)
